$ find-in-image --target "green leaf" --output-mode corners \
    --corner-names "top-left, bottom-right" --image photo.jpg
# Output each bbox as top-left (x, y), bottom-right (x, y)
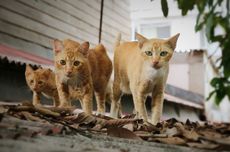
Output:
top-left (215, 89), bottom-right (226, 105)
top-left (161, 0), bottom-right (169, 17)
top-left (208, 0), bottom-right (214, 7)
top-left (196, 0), bottom-right (206, 13)
top-left (195, 13), bottom-right (205, 31)
top-left (217, 0), bottom-right (224, 6)
top-left (205, 14), bottom-right (214, 41)
top-left (210, 77), bottom-right (220, 87)
top-left (206, 90), bottom-right (216, 101)
top-left (226, 87), bottom-right (230, 101)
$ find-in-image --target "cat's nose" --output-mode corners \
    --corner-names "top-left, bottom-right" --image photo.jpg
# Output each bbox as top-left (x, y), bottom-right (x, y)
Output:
top-left (152, 61), bottom-right (159, 65)
top-left (66, 71), bottom-right (72, 77)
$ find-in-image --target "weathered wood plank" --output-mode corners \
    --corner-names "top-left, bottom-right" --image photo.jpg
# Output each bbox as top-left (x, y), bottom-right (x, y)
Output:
top-left (0, 20), bottom-right (51, 49)
top-left (100, 0), bottom-right (130, 20)
top-left (69, 0), bottom-right (130, 31)
top-left (17, 0), bottom-right (99, 39)
top-left (68, 0), bottom-right (130, 39)
top-left (0, 0), bottom-right (98, 45)
top-left (0, 7), bottom-right (79, 42)
top-left (64, 0), bottom-right (100, 20)
top-left (42, 0), bottom-right (99, 30)
top-left (0, 32), bottom-right (53, 60)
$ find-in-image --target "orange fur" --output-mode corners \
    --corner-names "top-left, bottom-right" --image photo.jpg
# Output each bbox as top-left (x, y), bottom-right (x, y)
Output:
top-left (53, 39), bottom-right (112, 115)
top-left (25, 65), bottom-right (59, 106)
top-left (110, 33), bottom-right (179, 124)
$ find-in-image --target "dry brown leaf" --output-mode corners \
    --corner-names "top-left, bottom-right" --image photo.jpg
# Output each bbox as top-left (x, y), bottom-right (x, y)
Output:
top-left (95, 114), bottom-right (113, 120)
top-left (198, 130), bottom-right (223, 139)
top-left (103, 119), bottom-right (141, 128)
top-left (64, 112), bottom-right (97, 125)
top-left (175, 122), bottom-right (200, 141)
top-left (151, 137), bottom-right (186, 145)
top-left (187, 142), bottom-right (219, 149)
top-left (0, 105), bottom-right (8, 114)
top-left (123, 123), bottom-right (135, 131)
top-left (163, 127), bottom-right (180, 137)
top-left (34, 105), bottom-right (60, 118)
top-left (133, 131), bottom-right (153, 140)
top-left (200, 136), bottom-right (230, 146)
top-left (107, 127), bottom-right (142, 140)
top-left (137, 121), bottom-right (159, 132)
top-left (122, 114), bottom-right (136, 119)
top-left (20, 111), bottom-right (45, 122)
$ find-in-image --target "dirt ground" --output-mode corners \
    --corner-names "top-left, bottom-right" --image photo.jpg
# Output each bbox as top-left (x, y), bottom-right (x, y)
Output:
top-left (1, 103), bottom-right (229, 152)
top-left (1, 133), bottom-right (223, 152)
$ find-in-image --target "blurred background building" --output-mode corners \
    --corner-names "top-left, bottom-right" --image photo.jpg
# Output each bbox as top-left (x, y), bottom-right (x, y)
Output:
top-left (0, 0), bottom-right (229, 122)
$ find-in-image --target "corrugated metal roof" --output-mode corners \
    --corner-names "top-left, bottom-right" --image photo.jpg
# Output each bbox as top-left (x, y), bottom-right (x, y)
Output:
top-left (0, 44), bottom-right (54, 69)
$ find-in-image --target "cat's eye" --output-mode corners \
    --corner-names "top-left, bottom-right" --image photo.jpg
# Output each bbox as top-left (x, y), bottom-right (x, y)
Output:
top-left (160, 51), bottom-right (168, 56)
top-left (60, 60), bottom-right (66, 65)
top-left (145, 51), bottom-right (153, 56)
top-left (38, 81), bottom-right (43, 85)
top-left (30, 80), bottom-right (34, 84)
top-left (73, 61), bottom-right (80, 66)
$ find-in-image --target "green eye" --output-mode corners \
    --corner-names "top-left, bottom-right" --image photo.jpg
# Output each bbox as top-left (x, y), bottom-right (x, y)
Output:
top-left (60, 60), bottom-right (66, 65)
top-left (145, 51), bottom-right (153, 56)
top-left (73, 61), bottom-right (80, 66)
top-left (160, 51), bottom-right (168, 56)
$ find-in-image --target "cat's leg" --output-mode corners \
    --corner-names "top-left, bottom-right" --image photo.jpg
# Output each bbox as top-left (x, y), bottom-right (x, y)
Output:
top-left (110, 79), bottom-right (122, 118)
top-left (132, 92), bottom-right (148, 121)
top-left (81, 92), bottom-right (93, 115)
top-left (95, 91), bottom-right (106, 114)
top-left (33, 91), bottom-right (41, 105)
top-left (53, 96), bottom-right (60, 107)
top-left (151, 84), bottom-right (164, 125)
top-left (131, 82), bottom-right (148, 121)
top-left (56, 82), bottom-right (69, 107)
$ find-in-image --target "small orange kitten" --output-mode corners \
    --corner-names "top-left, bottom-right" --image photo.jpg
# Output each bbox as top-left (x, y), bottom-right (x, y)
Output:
top-left (110, 33), bottom-right (179, 124)
top-left (53, 39), bottom-right (112, 115)
top-left (25, 65), bottom-right (59, 106)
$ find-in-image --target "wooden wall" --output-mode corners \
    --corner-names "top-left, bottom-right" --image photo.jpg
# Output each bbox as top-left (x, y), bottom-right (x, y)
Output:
top-left (0, 0), bottom-right (131, 62)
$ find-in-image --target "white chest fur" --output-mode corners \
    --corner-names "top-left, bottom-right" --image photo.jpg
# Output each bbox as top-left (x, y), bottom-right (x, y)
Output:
top-left (139, 64), bottom-right (166, 93)
top-left (141, 64), bottom-right (164, 82)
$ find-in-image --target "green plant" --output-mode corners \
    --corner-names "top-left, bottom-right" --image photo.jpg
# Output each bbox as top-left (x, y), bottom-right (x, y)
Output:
top-left (159, 0), bottom-right (230, 105)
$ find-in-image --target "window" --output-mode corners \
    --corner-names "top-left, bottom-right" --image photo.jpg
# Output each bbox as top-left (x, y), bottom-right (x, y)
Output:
top-left (140, 24), bottom-right (170, 39)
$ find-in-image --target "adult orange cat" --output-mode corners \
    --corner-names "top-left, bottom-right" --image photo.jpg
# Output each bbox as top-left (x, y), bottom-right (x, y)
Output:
top-left (25, 65), bottom-right (59, 106)
top-left (110, 33), bottom-right (179, 124)
top-left (53, 39), bottom-right (112, 115)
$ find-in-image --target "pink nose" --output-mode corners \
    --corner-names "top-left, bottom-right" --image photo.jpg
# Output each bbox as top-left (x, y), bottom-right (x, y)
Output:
top-left (152, 61), bottom-right (159, 65)
top-left (66, 71), bottom-right (72, 77)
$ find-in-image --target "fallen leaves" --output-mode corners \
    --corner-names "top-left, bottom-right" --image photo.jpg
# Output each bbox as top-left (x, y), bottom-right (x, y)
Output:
top-left (107, 127), bottom-right (142, 140)
top-left (0, 103), bottom-right (230, 151)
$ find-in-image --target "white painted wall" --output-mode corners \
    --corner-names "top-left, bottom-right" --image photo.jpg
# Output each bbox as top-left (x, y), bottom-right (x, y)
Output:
top-left (167, 64), bottom-right (189, 90)
top-left (130, 0), bottom-right (202, 52)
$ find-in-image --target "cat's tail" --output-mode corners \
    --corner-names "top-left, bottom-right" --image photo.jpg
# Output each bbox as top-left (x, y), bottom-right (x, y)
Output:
top-left (94, 44), bottom-right (106, 54)
top-left (114, 33), bottom-right (121, 48)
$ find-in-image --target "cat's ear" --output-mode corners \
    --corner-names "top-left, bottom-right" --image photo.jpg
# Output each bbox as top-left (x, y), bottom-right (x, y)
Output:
top-left (25, 64), bottom-right (33, 75)
top-left (52, 39), bottom-right (63, 54)
top-left (135, 32), bottom-right (147, 48)
top-left (167, 33), bottom-right (180, 50)
top-left (43, 69), bottom-right (52, 77)
top-left (79, 41), bottom-right (90, 56)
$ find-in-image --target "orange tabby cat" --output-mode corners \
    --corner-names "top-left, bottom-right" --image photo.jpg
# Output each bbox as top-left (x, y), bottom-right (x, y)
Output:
top-left (25, 65), bottom-right (59, 106)
top-left (53, 39), bottom-right (112, 115)
top-left (110, 33), bottom-right (180, 124)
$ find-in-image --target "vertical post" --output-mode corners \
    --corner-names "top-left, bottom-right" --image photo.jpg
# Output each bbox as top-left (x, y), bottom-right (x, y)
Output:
top-left (98, 0), bottom-right (104, 43)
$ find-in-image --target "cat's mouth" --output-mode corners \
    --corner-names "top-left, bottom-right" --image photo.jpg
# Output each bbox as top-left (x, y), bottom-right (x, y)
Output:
top-left (65, 73), bottom-right (73, 78)
top-left (152, 64), bottom-right (162, 69)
